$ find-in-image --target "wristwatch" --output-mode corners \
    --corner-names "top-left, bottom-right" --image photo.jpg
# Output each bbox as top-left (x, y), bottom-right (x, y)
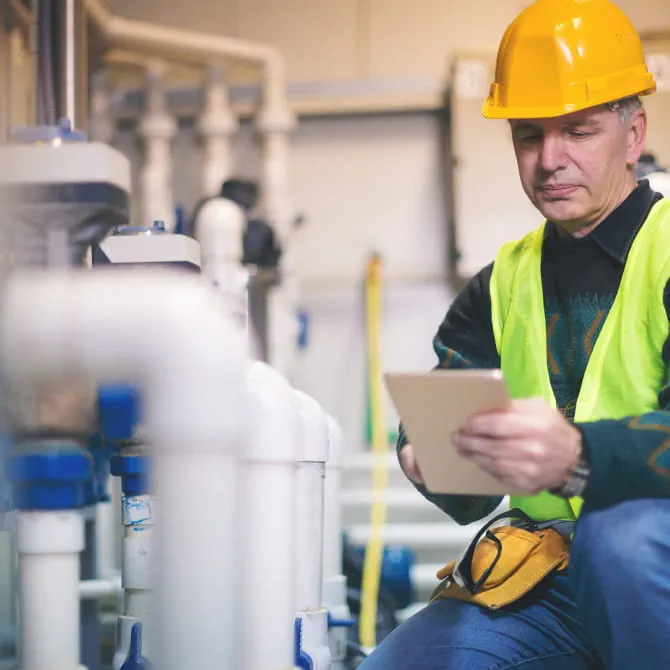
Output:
top-left (552, 458), bottom-right (591, 498)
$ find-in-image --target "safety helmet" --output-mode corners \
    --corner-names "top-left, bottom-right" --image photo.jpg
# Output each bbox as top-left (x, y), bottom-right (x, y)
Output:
top-left (482, 0), bottom-right (657, 119)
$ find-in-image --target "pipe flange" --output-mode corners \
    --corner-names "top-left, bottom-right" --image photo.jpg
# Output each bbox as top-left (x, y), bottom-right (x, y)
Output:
top-left (5, 449), bottom-right (92, 510)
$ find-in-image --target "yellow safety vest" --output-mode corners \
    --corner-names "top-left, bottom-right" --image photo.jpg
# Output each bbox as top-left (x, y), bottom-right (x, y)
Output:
top-left (489, 198), bottom-right (670, 521)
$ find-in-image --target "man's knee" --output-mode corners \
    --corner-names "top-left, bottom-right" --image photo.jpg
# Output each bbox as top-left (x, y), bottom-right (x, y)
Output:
top-left (570, 499), bottom-right (669, 593)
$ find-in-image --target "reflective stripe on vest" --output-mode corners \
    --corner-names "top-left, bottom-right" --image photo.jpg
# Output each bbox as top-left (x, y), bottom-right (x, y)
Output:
top-left (489, 198), bottom-right (670, 522)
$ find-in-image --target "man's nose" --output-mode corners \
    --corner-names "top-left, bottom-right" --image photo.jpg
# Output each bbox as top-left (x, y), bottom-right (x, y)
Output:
top-left (538, 134), bottom-right (567, 174)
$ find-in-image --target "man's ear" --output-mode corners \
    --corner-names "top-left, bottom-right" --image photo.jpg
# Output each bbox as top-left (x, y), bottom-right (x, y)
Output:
top-left (627, 108), bottom-right (647, 166)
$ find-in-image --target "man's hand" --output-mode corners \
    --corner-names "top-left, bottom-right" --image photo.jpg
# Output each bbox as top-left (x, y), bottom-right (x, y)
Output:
top-left (398, 443), bottom-right (424, 486)
top-left (452, 397), bottom-right (582, 494)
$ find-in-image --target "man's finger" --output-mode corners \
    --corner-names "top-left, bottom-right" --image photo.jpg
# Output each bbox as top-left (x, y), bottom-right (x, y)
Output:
top-left (461, 410), bottom-right (541, 439)
top-left (454, 433), bottom-right (545, 461)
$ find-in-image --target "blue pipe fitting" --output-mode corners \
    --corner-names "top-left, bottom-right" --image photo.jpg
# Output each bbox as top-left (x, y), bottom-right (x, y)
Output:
top-left (294, 618), bottom-right (314, 670)
top-left (98, 384), bottom-right (141, 442)
top-left (5, 450), bottom-right (92, 510)
top-left (110, 454), bottom-right (151, 497)
top-left (327, 612), bottom-right (355, 629)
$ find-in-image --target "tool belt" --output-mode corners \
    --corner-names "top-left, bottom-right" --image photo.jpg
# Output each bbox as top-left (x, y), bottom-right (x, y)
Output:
top-left (430, 509), bottom-right (572, 610)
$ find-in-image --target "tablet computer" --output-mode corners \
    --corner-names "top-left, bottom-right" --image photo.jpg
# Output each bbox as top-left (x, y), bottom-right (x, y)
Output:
top-left (384, 369), bottom-right (515, 496)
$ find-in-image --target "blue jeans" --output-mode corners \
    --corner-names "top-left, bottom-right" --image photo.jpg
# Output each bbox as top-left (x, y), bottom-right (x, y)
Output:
top-left (359, 499), bottom-right (670, 670)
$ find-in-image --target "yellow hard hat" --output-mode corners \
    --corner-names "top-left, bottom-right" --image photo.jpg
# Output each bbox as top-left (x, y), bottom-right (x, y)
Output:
top-left (482, 0), bottom-right (657, 119)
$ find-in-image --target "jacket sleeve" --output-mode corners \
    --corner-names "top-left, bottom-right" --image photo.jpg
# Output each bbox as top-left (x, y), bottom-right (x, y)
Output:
top-left (577, 280), bottom-right (670, 510)
top-left (396, 263), bottom-right (505, 525)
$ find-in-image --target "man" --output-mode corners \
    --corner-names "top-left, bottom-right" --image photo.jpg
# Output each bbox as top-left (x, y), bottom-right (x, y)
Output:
top-left (360, 1), bottom-right (670, 668)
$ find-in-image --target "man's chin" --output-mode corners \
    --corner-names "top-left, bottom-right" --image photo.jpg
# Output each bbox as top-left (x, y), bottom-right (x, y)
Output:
top-left (535, 199), bottom-right (583, 225)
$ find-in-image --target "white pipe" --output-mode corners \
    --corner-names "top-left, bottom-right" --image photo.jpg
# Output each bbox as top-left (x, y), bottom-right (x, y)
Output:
top-left (323, 415), bottom-right (350, 669)
top-left (323, 415), bottom-right (344, 580)
top-left (79, 574), bottom-right (122, 599)
top-left (16, 510), bottom-right (85, 670)
top-left (194, 196), bottom-right (249, 326)
top-left (197, 66), bottom-right (238, 198)
top-left (0, 268), bottom-right (248, 670)
top-left (255, 128), bottom-right (295, 244)
top-left (294, 390), bottom-right (329, 610)
top-left (293, 390), bottom-right (331, 669)
top-left (114, 492), bottom-right (154, 669)
top-left (138, 60), bottom-right (176, 231)
top-left (86, 0), bottom-right (284, 66)
top-left (89, 71), bottom-right (116, 145)
top-left (242, 361), bottom-right (300, 670)
top-left (94, 497), bottom-right (117, 579)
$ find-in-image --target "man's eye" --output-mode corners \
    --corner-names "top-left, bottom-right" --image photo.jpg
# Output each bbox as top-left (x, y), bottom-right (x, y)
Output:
top-left (568, 130), bottom-right (591, 138)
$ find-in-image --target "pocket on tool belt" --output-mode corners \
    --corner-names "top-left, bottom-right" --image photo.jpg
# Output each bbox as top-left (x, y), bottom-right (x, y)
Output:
top-left (430, 509), bottom-right (570, 610)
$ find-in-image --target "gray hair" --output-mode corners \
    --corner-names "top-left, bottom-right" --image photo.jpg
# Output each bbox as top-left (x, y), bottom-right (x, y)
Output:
top-left (607, 96), bottom-right (643, 122)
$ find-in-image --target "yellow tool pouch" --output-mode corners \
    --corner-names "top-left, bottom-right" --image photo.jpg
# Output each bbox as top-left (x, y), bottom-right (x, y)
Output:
top-left (430, 509), bottom-right (571, 610)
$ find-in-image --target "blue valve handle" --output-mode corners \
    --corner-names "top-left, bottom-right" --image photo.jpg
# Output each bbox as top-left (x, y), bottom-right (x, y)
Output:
top-left (120, 623), bottom-right (151, 670)
top-left (294, 618), bottom-right (314, 670)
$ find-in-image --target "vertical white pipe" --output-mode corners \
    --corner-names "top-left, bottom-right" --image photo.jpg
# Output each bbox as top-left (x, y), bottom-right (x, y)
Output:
top-left (89, 71), bottom-right (116, 145)
top-left (138, 60), bottom-right (176, 231)
top-left (197, 66), bottom-right (238, 198)
top-left (294, 390), bottom-right (329, 611)
top-left (114, 492), bottom-right (154, 669)
top-left (152, 449), bottom-right (240, 670)
top-left (1, 270), bottom-right (249, 670)
top-left (293, 390), bottom-right (332, 668)
top-left (323, 415), bottom-right (350, 669)
top-left (242, 361), bottom-right (299, 669)
top-left (95, 496), bottom-right (117, 578)
top-left (255, 65), bottom-right (297, 380)
top-left (16, 510), bottom-right (85, 670)
top-left (323, 415), bottom-right (344, 580)
top-left (194, 197), bottom-right (248, 326)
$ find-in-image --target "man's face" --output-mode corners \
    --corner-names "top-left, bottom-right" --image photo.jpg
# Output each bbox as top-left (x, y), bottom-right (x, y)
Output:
top-left (510, 105), bottom-right (646, 231)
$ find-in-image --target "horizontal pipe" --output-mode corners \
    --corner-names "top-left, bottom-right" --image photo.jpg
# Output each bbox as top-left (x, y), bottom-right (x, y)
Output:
top-left (79, 575), bottom-right (122, 600)
top-left (85, 0), bottom-right (282, 66)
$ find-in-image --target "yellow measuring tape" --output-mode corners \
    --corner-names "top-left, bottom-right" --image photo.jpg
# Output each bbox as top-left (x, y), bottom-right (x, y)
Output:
top-left (359, 252), bottom-right (389, 649)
